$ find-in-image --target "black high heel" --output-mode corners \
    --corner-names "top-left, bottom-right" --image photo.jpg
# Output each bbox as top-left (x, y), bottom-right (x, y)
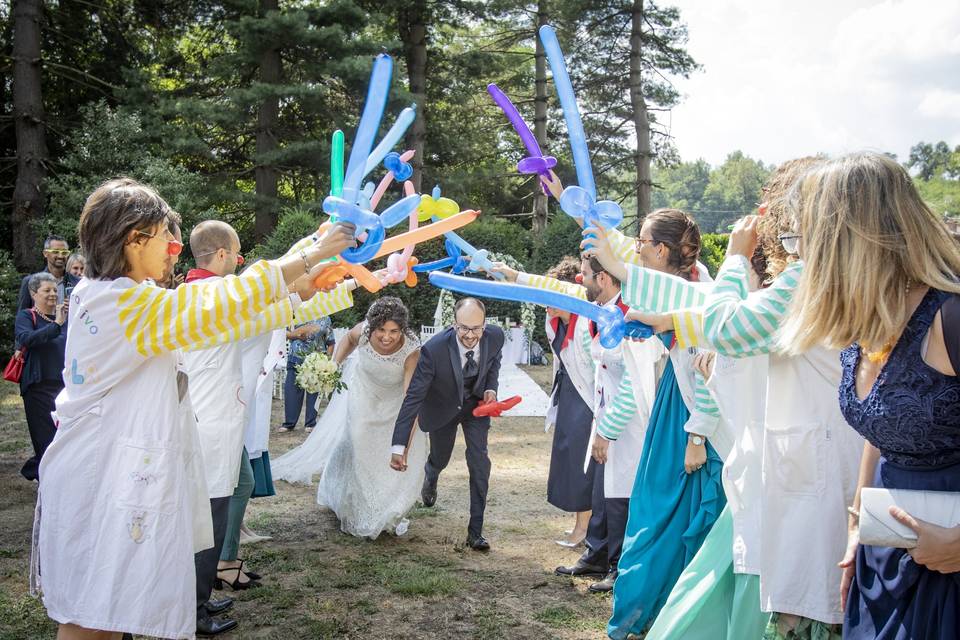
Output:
top-left (215, 566), bottom-right (260, 591)
top-left (238, 559), bottom-right (262, 581)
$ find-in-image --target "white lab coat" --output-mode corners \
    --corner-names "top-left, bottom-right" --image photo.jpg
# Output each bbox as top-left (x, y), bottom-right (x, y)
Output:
top-left (544, 314), bottom-right (595, 431)
top-left (242, 329), bottom-right (285, 459)
top-left (182, 275), bottom-right (247, 499)
top-left (759, 346), bottom-right (863, 624)
top-left (706, 352), bottom-right (769, 575)
top-left (586, 297), bottom-right (663, 499)
top-left (35, 279), bottom-right (222, 638)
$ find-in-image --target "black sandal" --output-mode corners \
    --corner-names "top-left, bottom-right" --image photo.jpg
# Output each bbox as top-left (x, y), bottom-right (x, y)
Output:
top-left (215, 566), bottom-right (260, 591)
top-left (238, 559), bottom-right (262, 581)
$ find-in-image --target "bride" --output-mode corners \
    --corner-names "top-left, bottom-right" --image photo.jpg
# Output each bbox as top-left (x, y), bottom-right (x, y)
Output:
top-left (272, 297), bottom-right (426, 539)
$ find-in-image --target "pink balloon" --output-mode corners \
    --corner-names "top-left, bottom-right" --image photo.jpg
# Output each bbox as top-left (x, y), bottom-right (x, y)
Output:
top-left (379, 180), bottom-right (421, 285)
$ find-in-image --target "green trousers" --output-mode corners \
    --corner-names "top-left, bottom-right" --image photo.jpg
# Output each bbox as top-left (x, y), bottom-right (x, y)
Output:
top-left (220, 447), bottom-right (255, 562)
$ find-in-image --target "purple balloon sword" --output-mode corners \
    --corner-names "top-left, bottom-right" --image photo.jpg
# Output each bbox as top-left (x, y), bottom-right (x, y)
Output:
top-left (487, 83), bottom-right (557, 177)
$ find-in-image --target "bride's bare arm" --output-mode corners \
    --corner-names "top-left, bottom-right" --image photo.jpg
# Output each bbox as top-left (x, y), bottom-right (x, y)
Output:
top-left (333, 322), bottom-right (363, 364)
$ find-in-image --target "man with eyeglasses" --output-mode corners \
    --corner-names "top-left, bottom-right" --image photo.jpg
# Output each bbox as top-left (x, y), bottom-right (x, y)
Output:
top-left (17, 235), bottom-right (81, 311)
top-left (181, 220), bottom-right (273, 636)
top-left (391, 297), bottom-right (504, 551)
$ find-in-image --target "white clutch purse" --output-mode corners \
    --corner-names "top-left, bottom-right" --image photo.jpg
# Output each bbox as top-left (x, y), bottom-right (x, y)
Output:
top-left (860, 487), bottom-right (960, 549)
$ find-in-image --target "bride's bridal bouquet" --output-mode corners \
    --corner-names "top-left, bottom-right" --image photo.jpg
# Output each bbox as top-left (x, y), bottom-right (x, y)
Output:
top-left (295, 351), bottom-right (347, 396)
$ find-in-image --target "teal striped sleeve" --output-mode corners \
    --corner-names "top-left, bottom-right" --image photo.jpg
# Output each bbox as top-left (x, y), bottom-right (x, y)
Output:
top-left (685, 371), bottom-right (721, 438)
top-left (702, 257), bottom-right (804, 357)
top-left (622, 263), bottom-right (706, 313)
top-left (516, 272), bottom-right (587, 300)
top-left (596, 369), bottom-right (638, 441)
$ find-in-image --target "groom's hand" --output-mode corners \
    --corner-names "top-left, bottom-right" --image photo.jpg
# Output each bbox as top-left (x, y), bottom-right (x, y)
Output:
top-left (390, 453), bottom-right (408, 472)
top-left (483, 391), bottom-right (497, 404)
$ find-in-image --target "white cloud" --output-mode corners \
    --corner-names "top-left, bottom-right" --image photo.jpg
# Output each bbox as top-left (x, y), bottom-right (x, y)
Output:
top-left (662, 0), bottom-right (960, 166)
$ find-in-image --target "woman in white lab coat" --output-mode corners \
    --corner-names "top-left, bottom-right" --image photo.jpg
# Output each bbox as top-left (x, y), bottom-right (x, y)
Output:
top-left (34, 178), bottom-right (354, 640)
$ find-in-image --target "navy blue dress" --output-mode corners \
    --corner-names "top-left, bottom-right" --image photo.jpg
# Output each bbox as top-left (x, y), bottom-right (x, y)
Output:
top-left (547, 319), bottom-right (595, 512)
top-left (840, 288), bottom-right (960, 640)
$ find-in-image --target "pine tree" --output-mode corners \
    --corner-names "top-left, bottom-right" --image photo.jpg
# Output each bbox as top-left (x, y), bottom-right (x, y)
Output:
top-left (556, 0), bottom-right (699, 229)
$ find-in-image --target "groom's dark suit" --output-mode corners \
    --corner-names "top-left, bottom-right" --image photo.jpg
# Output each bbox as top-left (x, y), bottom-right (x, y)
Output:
top-left (392, 325), bottom-right (504, 538)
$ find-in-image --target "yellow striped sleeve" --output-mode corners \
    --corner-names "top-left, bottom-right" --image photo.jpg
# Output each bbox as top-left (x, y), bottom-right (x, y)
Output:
top-left (673, 309), bottom-right (705, 349)
top-left (117, 260), bottom-right (287, 356)
top-left (293, 281), bottom-right (355, 322)
top-left (515, 272), bottom-right (587, 300)
top-left (192, 297), bottom-right (295, 351)
top-left (605, 227), bottom-right (642, 267)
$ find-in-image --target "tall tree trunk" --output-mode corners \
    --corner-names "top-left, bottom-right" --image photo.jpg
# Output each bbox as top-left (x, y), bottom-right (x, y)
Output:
top-left (532, 0), bottom-right (549, 236)
top-left (399, 1), bottom-right (427, 192)
top-left (629, 0), bottom-right (651, 232)
top-left (12, 0), bottom-right (47, 270)
top-left (254, 0), bottom-right (281, 241)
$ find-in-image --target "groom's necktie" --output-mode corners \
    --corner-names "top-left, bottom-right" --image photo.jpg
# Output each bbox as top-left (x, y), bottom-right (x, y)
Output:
top-left (463, 350), bottom-right (479, 378)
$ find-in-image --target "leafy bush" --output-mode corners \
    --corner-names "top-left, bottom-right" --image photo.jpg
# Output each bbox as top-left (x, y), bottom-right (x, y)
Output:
top-left (44, 101), bottom-right (219, 247)
top-left (0, 251), bottom-right (23, 354)
top-left (699, 233), bottom-right (728, 278)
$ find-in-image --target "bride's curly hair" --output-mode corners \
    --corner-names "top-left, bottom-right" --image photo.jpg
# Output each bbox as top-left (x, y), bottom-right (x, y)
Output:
top-left (364, 296), bottom-right (417, 340)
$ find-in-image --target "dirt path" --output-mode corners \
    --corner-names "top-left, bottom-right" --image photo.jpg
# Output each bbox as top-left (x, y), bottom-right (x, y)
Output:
top-left (0, 365), bottom-right (613, 639)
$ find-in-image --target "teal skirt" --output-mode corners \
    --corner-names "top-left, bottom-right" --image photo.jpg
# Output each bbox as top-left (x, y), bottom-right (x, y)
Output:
top-left (250, 451), bottom-right (275, 498)
top-left (607, 355), bottom-right (726, 639)
top-left (645, 505), bottom-right (770, 639)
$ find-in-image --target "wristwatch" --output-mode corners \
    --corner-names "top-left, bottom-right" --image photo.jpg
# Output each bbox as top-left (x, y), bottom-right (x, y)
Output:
top-left (689, 435), bottom-right (705, 446)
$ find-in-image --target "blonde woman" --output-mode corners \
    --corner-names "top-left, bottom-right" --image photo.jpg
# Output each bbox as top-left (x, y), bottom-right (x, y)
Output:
top-left (781, 152), bottom-right (960, 640)
top-left (34, 178), bottom-right (355, 640)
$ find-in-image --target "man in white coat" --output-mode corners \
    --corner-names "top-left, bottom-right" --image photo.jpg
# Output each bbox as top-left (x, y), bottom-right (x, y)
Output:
top-left (182, 221), bottom-right (256, 636)
top-left (555, 255), bottom-right (660, 593)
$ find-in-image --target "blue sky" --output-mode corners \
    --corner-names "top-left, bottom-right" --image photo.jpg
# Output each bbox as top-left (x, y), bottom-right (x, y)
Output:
top-left (662, 0), bottom-right (960, 166)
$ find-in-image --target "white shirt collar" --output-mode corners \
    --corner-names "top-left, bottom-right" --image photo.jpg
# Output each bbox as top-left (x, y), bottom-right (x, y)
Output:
top-left (455, 332), bottom-right (482, 364)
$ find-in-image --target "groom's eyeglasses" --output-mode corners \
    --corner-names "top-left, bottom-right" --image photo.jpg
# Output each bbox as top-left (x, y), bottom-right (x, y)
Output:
top-left (455, 323), bottom-right (484, 336)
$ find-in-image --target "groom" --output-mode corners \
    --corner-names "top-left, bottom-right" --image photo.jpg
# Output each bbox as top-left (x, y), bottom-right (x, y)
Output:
top-left (391, 297), bottom-right (504, 551)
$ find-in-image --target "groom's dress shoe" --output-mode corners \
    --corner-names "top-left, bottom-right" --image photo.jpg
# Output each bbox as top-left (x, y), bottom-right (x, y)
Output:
top-left (421, 477), bottom-right (437, 507)
top-left (205, 597), bottom-right (234, 615)
top-left (555, 558), bottom-right (607, 578)
top-left (466, 534), bottom-right (491, 552)
top-left (196, 611), bottom-right (238, 637)
top-left (588, 571), bottom-right (618, 593)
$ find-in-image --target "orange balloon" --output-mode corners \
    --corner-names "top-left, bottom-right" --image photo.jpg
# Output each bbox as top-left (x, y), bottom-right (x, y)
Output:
top-left (404, 257), bottom-right (419, 287)
top-left (311, 210), bottom-right (480, 292)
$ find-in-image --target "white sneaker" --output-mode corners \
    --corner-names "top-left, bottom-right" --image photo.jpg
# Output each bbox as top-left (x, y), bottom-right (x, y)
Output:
top-left (394, 518), bottom-right (410, 536)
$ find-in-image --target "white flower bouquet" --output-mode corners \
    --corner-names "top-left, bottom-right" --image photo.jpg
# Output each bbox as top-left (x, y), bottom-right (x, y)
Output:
top-left (295, 351), bottom-right (347, 396)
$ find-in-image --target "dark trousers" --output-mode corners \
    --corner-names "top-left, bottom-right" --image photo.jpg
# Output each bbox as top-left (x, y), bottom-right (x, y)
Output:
top-left (20, 381), bottom-right (61, 481)
top-left (604, 497), bottom-right (629, 573)
top-left (579, 462), bottom-right (628, 573)
top-left (424, 409), bottom-right (491, 538)
top-left (195, 496), bottom-right (231, 615)
top-left (582, 461), bottom-right (609, 568)
top-left (283, 362), bottom-right (318, 429)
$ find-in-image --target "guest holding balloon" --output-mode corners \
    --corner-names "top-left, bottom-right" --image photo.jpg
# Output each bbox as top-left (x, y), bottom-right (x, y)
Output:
top-left (602, 159), bottom-right (860, 638)
top-left (640, 159), bottom-right (823, 640)
top-left (33, 177), bottom-right (355, 640)
top-left (782, 152), bottom-right (960, 640)
top-left (490, 254), bottom-right (663, 593)
top-left (14, 273), bottom-right (68, 481)
top-left (586, 209), bottom-right (726, 639)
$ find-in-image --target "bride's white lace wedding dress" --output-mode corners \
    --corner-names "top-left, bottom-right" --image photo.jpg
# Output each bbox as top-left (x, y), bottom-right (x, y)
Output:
top-left (272, 330), bottom-right (426, 539)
